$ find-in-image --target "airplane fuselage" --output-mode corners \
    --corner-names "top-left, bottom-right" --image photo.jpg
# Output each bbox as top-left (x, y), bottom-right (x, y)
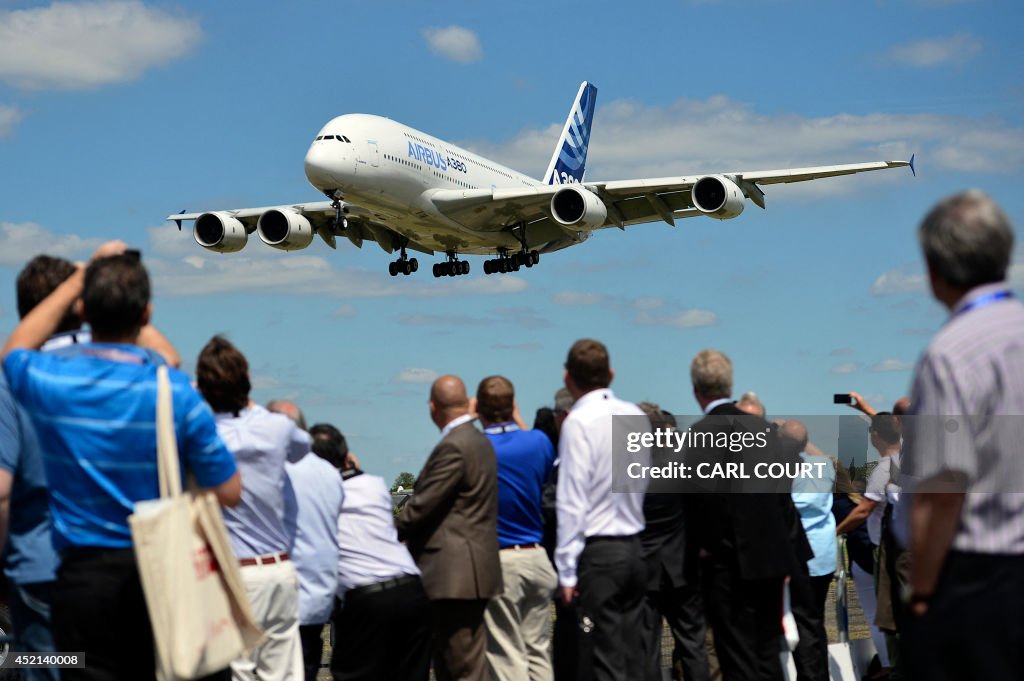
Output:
top-left (303, 114), bottom-right (553, 254)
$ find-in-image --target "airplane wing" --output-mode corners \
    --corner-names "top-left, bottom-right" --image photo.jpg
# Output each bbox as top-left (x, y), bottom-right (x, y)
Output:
top-left (167, 201), bottom-right (435, 255)
top-left (429, 158), bottom-right (913, 235)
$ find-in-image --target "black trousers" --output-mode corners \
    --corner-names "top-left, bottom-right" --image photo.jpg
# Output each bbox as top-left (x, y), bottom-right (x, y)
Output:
top-left (330, 577), bottom-right (431, 681)
top-left (643, 584), bottom-right (709, 681)
top-left (906, 551), bottom-right (1024, 681)
top-left (789, 567), bottom-right (831, 681)
top-left (52, 547), bottom-right (229, 681)
top-left (702, 560), bottom-right (784, 681)
top-left (299, 623), bottom-right (326, 681)
top-left (576, 536), bottom-right (647, 681)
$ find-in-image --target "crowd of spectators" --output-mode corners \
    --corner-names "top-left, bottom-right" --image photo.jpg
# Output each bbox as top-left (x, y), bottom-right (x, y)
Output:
top-left (0, 187), bottom-right (1019, 681)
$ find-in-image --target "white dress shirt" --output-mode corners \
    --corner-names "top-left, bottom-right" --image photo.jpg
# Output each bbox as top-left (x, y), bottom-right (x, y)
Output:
top-left (336, 471), bottom-right (420, 597)
top-left (555, 388), bottom-right (650, 587)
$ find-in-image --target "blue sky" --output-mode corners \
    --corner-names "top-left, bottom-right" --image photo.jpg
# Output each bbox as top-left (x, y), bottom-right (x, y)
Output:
top-left (1, 0), bottom-right (1021, 482)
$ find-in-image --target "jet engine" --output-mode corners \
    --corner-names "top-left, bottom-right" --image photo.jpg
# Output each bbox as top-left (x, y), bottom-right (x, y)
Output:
top-left (550, 185), bottom-right (608, 230)
top-left (193, 212), bottom-right (247, 253)
top-left (256, 209), bottom-right (314, 251)
top-left (691, 175), bottom-right (746, 219)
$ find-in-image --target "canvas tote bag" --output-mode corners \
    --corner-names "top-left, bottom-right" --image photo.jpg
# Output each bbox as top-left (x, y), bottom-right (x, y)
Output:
top-left (129, 365), bottom-right (263, 681)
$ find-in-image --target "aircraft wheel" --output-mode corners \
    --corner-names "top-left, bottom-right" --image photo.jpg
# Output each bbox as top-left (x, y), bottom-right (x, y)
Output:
top-left (531, 250), bottom-right (540, 265)
top-left (402, 260), bottom-right (412, 275)
top-left (432, 263), bottom-right (440, 278)
top-left (483, 260), bottom-right (492, 275)
top-left (511, 259), bottom-right (520, 272)
top-left (388, 262), bottom-right (398, 277)
top-left (461, 261), bottom-right (470, 275)
top-left (410, 258), bottom-right (419, 273)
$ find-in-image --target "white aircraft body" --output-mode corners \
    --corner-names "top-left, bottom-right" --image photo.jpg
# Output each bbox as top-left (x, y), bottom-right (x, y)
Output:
top-left (170, 82), bottom-right (913, 278)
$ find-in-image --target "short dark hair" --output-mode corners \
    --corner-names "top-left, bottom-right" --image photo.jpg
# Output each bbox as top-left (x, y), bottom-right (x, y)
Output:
top-left (309, 423), bottom-right (348, 469)
top-left (16, 255), bottom-right (81, 332)
top-left (196, 335), bottom-right (250, 415)
top-left (565, 339), bottom-right (611, 392)
top-left (870, 412), bottom-right (901, 446)
top-left (82, 255), bottom-right (151, 338)
top-left (476, 375), bottom-right (514, 423)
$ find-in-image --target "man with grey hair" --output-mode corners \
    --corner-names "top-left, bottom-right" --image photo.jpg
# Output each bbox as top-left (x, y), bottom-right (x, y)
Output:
top-left (898, 190), bottom-right (1024, 680)
top-left (684, 349), bottom-right (810, 681)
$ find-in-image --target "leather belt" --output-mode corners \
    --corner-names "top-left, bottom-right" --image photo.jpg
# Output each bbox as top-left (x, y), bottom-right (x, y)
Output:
top-left (501, 543), bottom-right (542, 551)
top-left (585, 534), bottom-right (640, 546)
top-left (346, 574), bottom-right (419, 598)
top-left (239, 551), bottom-right (290, 567)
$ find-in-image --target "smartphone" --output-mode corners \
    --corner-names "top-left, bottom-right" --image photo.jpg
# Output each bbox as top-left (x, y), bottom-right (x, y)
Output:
top-left (833, 393), bottom-right (853, 405)
top-left (124, 249), bottom-right (142, 261)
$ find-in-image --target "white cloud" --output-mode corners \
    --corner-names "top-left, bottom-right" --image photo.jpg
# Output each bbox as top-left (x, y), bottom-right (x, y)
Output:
top-left (421, 25), bottom-right (482, 64)
top-left (0, 104), bottom-right (21, 137)
top-left (635, 308), bottom-right (718, 328)
top-left (0, 221), bottom-right (101, 266)
top-left (552, 291), bottom-right (605, 306)
top-left (868, 359), bottom-right (914, 373)
top-left (0, 1), bottom-right (201, 90)
top-left (884, 32), bottom-right (982, 68)
top-left (831, 362), bottom-right (859, 375)
top-left (871, 269), bottom-right (926, 295)
top-left (332, 304), bottom-right (357, 318)
top-left (872, 261), bottom-right (1024, 296)
top-left (394, 368), bottom-right (439, 384)
top-left (464, 95), bottom-right (1024, 186)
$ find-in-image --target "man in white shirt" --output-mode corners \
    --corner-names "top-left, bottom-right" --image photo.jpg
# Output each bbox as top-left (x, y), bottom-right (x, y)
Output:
top-left (312, 423), bottom-right (431, 681)
top-left (555, 339), bottom-right (650, 681)
top-left (196, 337), bottom-right (310, 681)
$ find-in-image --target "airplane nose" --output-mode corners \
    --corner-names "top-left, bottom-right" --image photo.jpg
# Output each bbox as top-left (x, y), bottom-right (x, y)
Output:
top-left (304, 144), bottom-right (337, 190)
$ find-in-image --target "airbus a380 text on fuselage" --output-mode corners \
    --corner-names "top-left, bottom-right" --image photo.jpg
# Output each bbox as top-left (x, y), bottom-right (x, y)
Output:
top-left (170, 82), bottom-right (913, 278)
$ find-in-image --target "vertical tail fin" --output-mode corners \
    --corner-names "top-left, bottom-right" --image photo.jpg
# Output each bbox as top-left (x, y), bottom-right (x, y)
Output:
top-left (543, 81), bottom-right (598, 185)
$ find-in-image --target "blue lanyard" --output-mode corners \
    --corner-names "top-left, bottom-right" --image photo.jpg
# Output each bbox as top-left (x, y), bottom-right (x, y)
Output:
top-left (955, 290), bottom-right (1012, 318)
top-left (483, 423), bottom-right (519, 435)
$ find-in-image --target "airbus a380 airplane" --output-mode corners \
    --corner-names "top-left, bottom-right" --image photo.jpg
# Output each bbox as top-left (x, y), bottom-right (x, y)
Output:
top-left (170, 82), bottom-right (913, 278)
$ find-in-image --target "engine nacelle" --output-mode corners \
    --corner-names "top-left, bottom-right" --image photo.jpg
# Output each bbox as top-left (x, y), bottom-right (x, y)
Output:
top-left (194, 212), bottom-right (247, 253)
top-left (550, 185), bottom-right (608, 230)
top-left (691, 175), bottom-right (746, 220)
top-left (257, 209), bottom-right (314, 251)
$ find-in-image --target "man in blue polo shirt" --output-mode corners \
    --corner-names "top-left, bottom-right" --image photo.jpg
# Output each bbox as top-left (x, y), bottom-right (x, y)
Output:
top-left (1, 242), bottom-right (241, 681)
top-left (476, 375), bottom-right (557, 681)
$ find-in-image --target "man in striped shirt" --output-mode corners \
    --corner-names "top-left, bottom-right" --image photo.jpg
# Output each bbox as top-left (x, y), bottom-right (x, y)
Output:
top-left (900, 190), bottom-right (1024, 680)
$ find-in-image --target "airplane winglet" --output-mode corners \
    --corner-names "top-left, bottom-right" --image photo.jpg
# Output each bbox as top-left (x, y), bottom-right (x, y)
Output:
top-left (909, 153), bottom-right (916, 177)
top-left (173, 209), bottom-right (187, 231)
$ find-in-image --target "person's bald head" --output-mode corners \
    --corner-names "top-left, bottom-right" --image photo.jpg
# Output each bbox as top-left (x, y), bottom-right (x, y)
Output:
top-left (778, 419), bottom-right (809, 458)
top-left (267, 399), bottom-right (307, 431)
top-left (429, 374), bottom-right (470, 429)
top-left (893, 397), bottom-right (910, 418)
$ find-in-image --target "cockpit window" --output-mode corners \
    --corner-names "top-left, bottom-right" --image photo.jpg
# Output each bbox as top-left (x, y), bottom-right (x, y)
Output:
top-left (342, 136), bottom-right (351, 143)
top-left (316, 136), bottom-right (323, 140)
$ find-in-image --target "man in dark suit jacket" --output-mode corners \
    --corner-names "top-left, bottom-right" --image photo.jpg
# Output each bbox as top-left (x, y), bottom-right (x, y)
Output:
top-left (638, 403), bottom-right (709, 681)
top-left (396, 374), bottom-right (502, 681)
top-left (683, 350), bottom-right (811, 681)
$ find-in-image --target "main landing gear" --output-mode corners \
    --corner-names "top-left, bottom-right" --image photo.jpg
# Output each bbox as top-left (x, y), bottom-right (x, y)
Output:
top-left (483, 249), bottom-right (539, 275)
top-left (432, 251), bottom-right (470, 278)
top-left (388, 242), bottom-right (418, 277)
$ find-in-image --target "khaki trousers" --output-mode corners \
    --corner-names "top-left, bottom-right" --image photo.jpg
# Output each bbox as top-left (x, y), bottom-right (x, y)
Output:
top-left (484, 547), bottom-right (558, 681)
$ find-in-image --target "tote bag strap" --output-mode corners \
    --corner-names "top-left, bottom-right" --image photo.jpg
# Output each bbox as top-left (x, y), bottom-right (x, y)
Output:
top-left (156, 365), bottom-right (184, 499)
